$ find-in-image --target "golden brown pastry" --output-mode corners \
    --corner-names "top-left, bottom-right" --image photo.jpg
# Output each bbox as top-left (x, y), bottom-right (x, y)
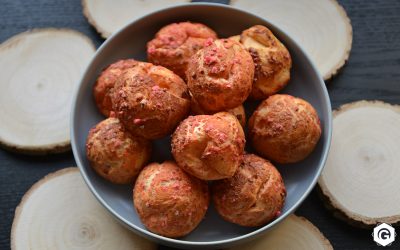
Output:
top-left (133, 161), bottom-right (209, 238)
top-left (93, 59), bottom-right (138, 116)
top-left (225, 105), bottom-right (246, 128)
top-left (212, 154), bottom-right (286, 227)
top-left (86, 117), bottom-right (151, 184)
top-left (227, 35), bottom-right (240, 42)
top-left (248, 94), bottom-right (321, 163)
top-left (241, 25), bottom-right (292, 99)
top-left (147, 22), bottom-right (217, 80)
top-left (190, 95), bottom-right (246, 127)
top-left (186, 39), bottom-right (254, 113)
top-left (111, 61), bottom-right (190, 139)
top-left (171, 112), bottom-right (245, 180)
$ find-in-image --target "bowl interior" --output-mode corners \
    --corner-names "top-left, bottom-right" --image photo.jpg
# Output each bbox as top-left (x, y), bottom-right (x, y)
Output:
top-left (72, 3), bottom-right (331, 248)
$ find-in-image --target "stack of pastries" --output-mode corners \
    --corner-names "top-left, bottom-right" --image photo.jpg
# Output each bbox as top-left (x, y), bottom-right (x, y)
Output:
top-left (86, 22), bottom-right (322, 238)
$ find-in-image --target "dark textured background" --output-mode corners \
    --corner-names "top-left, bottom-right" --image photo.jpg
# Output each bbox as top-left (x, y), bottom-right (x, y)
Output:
top-left (0, 0), bottom-right (399, 249)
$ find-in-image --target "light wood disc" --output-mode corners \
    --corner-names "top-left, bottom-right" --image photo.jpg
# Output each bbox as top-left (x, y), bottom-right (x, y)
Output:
top-left (82, 0), bottom-right (191, 38)
top-left (0, 29), bottom-right (95, 154)
top-left (319, 101), bottom-right (400, 226)
top-left (229, 215), bottom-right (332, 250)
top-left (231, 0), bottom-right (353, 80)
top-left (11, 167), bottom-right (157, 250)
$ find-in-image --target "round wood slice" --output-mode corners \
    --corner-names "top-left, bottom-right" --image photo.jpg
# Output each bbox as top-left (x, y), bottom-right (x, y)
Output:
top-left (0, 29), bottom-right (95, 155)
top-left (82, 0), bottom-right (191, 38)
top-left (229, 215), bottom-right (333, 250)
top-left (231, 0), bottom-right (353, 80)
top-left (11, 167), bottom-right (157, 250)
top-left (319, 101), bottom-right (400, 227)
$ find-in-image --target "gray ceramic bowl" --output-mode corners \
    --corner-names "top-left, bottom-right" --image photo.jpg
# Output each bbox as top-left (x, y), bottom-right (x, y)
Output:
top-left (71, 3), bottom-right (332, 249)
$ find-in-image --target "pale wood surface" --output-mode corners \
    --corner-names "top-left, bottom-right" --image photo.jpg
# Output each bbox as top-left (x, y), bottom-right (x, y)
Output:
top-left (11, 167), bottom-right (157, 250)
top-left (83, 0), bottom-right (190, 38)
top-left (319, 101), bottom-right (400, 227)
top-left (231, 0), bottom-right (352, 80)
top-left (0, 29), bottom-right (95, 154)
top-left (229, 215), bottom-right (333, 250)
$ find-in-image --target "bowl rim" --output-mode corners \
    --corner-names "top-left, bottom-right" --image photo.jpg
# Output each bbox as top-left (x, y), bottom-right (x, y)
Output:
top-left (71, 2), bottom-right (332, 247)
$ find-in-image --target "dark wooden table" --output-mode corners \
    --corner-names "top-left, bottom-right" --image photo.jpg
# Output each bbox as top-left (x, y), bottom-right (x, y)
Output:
top-left (1, 0), bottom-right (399, 249)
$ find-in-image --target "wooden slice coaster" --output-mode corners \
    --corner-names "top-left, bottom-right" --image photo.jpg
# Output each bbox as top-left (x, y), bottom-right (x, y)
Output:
top-left (319, 101), bottom-right (400, 227)
top-left (231, 0), bottom-right (352, 80)
top-left (0, 29), bottom-right (95, 155)
top-left (229, 215), bottom-right (333, 250)
top-left (11, 167), bottom-right (157, 250)
top-left (82, 0), bottom-right (191, 38)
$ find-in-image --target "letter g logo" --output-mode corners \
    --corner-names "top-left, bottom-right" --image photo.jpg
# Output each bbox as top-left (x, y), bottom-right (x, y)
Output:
top-left (373, 223), bottom-right (396, 247)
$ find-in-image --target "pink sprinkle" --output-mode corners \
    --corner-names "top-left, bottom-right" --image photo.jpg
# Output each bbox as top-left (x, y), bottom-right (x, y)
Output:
top-left (276, 211), bottom-right (281, 217)
top-left (211, 66), bottom-right (218, 73)
top-left (133, 118), bottom-right (143, 125)
top-left (204, 38), bottom-right (213, 47)
top-left (148, 47), bottom-right (156, 53)
top-left (204, 55), bottom-right (217, 65)
top-left (152, 85), bottom-right (160, 91)
top-left (218, 133), bottom-right (228, 140)
top-left (226, 84), bottom-right (232, 88)
top-left (274, 124), bottom-right (284, 131)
